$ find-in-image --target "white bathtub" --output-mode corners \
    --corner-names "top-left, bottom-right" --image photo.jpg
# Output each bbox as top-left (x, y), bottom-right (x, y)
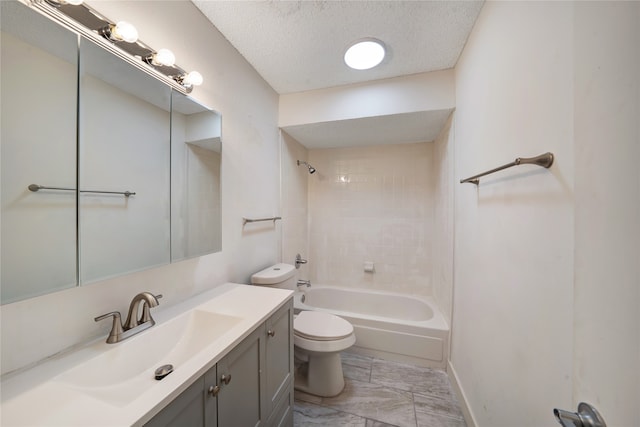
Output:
top-left (294, 286), bottom-right (449, 368)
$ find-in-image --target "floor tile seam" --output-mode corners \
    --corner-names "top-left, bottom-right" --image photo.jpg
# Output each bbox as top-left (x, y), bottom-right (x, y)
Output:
top-left (416, 410), bottom-right (466, 423)
top-left (412, 391), bottom-right (419, 427)
top-left (412, 390), bottom-right (460, 405)
top-left (313, 392), bottom-right (419, 427)
top-left (294, 399), bottom-right (368, 423)
top-left (411, 402), bottom-right (465, 422)
top-left (365, 378), bottom-right (435, 396)
top-left (345, 376), bottom-right (422, 397)
top-left (364, 418), bottom-right (402, 427)
top-left (310, 401), bottom-right (396, 426)
top-left (342, 363), bottom-right (374, 375)
top-left (370, 359), bottom-right (447, 374)
top-left (416, 409), bottom-right (464, 421)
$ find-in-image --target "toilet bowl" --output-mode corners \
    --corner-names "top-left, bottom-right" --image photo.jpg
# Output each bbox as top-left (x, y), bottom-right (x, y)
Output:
top-left (251, 263), bottom-right (355, 397)
top-left (293, 310), bottom-right (355, 396)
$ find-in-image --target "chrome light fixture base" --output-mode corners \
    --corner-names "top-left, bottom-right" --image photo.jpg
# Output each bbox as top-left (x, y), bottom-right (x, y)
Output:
top-left (30, 0), bottom-right (202, 93)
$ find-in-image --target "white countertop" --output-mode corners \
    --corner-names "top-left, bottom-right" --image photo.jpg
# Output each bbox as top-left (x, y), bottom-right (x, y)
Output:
top-left (0, 283), bottom-right (293, 426)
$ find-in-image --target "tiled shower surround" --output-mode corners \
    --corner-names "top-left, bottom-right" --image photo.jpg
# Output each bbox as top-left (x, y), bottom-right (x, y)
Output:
top-left (307, 143), bottom-right (434, 297)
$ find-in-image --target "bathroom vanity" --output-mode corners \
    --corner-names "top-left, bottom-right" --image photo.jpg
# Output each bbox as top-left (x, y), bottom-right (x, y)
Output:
top-left (0, 284), bottom-right (294, 427)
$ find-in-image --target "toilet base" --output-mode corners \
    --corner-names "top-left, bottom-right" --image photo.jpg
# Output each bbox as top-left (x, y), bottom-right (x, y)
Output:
top-left (294, 348), bottom-right (346, 397)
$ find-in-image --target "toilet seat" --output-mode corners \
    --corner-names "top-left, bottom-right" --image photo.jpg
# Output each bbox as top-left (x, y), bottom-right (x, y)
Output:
top-left (294, 311), bottom-right (354, 341)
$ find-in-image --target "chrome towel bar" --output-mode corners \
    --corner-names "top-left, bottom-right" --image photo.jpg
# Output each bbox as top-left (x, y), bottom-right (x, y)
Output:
top-left (28, 184), bottom-right (136, 197)
top-left (460, 152), bottom-right (554, 185)
top-left (242, 216), bottom-right (282, 226)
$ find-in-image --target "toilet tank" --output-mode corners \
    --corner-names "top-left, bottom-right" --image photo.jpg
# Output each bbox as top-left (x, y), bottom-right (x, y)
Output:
top-left (251, 263), bottom-right (297, 289)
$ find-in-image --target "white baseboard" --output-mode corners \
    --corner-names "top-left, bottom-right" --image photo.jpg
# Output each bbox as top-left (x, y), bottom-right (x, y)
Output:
top-left (447, 360), bottom-right (478, 427)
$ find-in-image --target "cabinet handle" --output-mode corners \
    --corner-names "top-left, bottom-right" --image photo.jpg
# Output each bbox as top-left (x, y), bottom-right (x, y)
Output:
top-left (267, 329), bottom-right (275, 337)
top-left (221, 374), bottom-right (232, 385)
top-left (208, 385), bottom-right (220, 396)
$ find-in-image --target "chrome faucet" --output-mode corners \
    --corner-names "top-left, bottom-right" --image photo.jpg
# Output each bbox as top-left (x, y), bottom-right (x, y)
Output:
top-left (297, 279), bottom-right (311, 288)
top-left (94, 292), bottom-right (162, 344)
top-left (124, 292), bottom-right (161, 329)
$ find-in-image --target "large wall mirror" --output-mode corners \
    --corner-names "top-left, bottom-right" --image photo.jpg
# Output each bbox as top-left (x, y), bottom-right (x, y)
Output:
top-left (0, 1), bottom-right (222, 304)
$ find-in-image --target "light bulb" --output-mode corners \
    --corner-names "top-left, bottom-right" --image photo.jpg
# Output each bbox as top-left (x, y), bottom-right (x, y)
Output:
top-left (46, 0), bottom-right (84, 4)
top-left (152, 49), bottom-right (176, 67)
top-left (112, 21), bottom-right (138, 43)
top-left (183, 71), bottom-right (203, 86)
top-left (344, 39), bottom-right (385, 70)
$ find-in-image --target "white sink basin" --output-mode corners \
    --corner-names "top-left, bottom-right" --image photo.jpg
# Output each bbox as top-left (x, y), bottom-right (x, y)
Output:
top-left (54, 310), bottom-right (242, 406)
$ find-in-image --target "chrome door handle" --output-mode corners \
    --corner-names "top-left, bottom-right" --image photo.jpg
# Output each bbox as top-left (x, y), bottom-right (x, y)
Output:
top-left (554, 402), bottom-right (607, 427)
top-left (267, 329), bottom-right (275, 337)
top-left (221, 374), bottom-right (232, 385)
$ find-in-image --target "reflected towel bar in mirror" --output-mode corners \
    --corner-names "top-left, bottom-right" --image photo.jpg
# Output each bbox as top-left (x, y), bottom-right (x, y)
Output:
top-left (28, 184), bottom-right (136, 197)
top-left (460, 152), bottom-right (554, 185)
top-left (242, 216), bottom-right (282, 226)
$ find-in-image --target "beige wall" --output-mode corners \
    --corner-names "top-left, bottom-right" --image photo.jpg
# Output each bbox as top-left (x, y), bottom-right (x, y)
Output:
top-left (279, 70), bottom-right (455, 127)
top-left (451, 1), bottom-right (639, 426)
top-left (432, 115), bottom-right (455, 321)
top-left (572, 1), bottom-right (640, 423)
top-left (280, 131), bottom-right (310, 277)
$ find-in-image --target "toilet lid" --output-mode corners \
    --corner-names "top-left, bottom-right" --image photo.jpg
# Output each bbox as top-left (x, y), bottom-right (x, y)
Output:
top-left (294, 311), bottom-right (354, 341)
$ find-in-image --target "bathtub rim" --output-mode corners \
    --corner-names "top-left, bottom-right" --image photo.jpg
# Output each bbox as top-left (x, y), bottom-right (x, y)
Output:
top-left (293, 285), bottom-right (450, 332)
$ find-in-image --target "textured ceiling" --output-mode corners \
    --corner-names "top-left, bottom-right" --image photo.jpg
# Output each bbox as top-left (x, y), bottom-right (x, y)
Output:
top-left (192, 1), bottom-right (483, 148)
top-left (192, 0), bottom-right (484, 94)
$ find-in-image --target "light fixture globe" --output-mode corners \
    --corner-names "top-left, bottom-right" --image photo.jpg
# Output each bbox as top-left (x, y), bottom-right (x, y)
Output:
top-left (113, 21), bottom-right (138, 43)
top-left (153, 48), bottom-right (176, 66)
top-left (344, 39), bottom-right (385, 70)
top-left (184, 71), bottom-right (203, 87)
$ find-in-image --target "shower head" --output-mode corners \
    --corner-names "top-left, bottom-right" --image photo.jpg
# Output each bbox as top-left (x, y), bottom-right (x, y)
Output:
top-left (297, 160), bottom-right (316, 174)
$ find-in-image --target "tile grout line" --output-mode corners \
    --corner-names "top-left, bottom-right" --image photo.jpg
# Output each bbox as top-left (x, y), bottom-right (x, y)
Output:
top-left (412, 392), bottom-right (419, 427)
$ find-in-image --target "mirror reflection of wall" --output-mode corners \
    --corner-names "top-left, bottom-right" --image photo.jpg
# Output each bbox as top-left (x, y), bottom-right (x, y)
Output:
top-left (0, 2), bottom-right (78, 303)
top-left (0, 1), bottom-right (222, 305)
top-left (78, 38), bottom-right (172, 285)
top-left (171, 94), bottom-right (222, 261)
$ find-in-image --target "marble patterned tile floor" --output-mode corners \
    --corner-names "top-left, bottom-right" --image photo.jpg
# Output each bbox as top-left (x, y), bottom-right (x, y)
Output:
top-left (294, 352), bottom-right (467, 427)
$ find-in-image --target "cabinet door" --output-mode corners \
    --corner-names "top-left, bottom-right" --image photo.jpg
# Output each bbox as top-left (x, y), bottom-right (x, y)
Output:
top-left (144, 364), bottom-right (217, 427)
top-left (216, 326), bottom-right (265, 427)
top-left (265, 300), bottom-right (293, 416)
top-left (144, 375), bottom-right (208, 427)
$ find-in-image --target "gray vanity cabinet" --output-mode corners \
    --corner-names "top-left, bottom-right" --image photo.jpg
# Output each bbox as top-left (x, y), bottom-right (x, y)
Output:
top-left (216, 325), bottom-right (264, 426)
top-left (264, 302), bottom-right (294, 426)
top-left (144, 368), bottom-right (216, 427)
top-left (144, 299), bottom-right (293, 427)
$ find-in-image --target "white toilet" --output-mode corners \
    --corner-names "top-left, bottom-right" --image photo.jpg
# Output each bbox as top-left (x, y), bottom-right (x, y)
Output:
top-left (251, 263), bottom-right (355, 397)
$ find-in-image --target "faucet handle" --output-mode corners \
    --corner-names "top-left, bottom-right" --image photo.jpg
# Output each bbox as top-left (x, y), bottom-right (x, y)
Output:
top-left (94, 311), bottom-right (124, 344)
top-left (295, 253), bottom-right (308, 269)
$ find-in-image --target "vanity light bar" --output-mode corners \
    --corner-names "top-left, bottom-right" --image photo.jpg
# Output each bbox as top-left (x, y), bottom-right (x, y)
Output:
top-left (30, 0), bottom-right (203, 93)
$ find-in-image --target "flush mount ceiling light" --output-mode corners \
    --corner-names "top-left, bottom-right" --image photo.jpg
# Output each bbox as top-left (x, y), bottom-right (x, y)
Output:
top-left (344, 39), bottom-right (386, 70)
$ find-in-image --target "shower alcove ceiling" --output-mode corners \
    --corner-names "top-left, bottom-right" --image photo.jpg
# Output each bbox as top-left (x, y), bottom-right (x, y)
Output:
top-left (278, 69), bottom-right (456, 149)
top-left (281, 109), bottom-right (453, 149)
